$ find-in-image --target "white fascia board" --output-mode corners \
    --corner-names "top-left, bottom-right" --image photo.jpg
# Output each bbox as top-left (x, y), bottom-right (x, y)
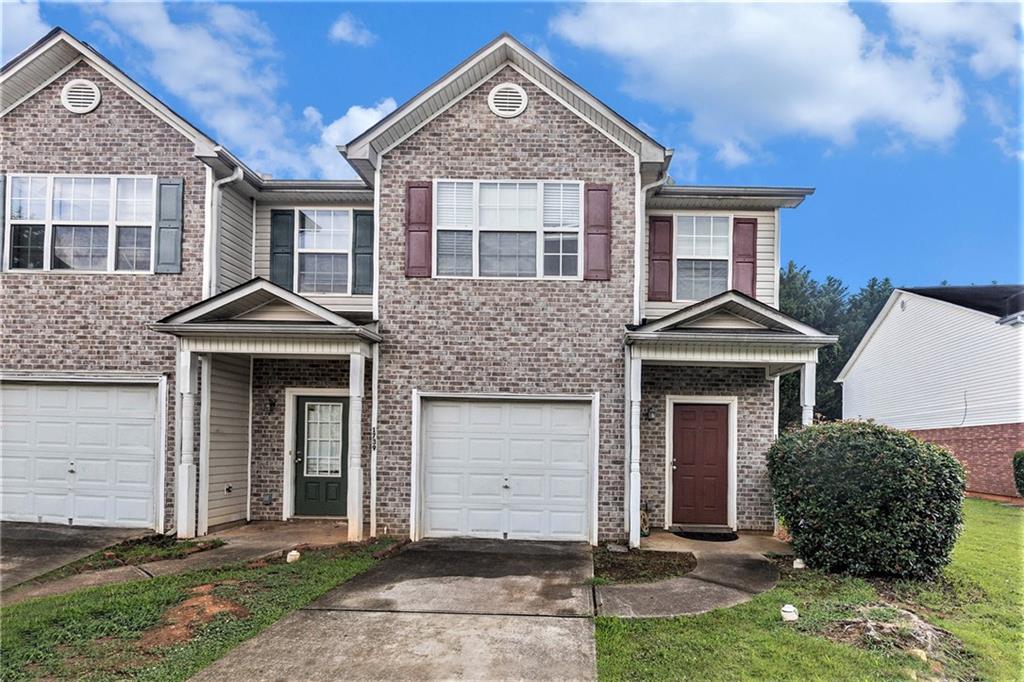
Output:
top-left (640, 291), bottom-right (829, 338)
top-left (835, 289), bottom-right (902, 382)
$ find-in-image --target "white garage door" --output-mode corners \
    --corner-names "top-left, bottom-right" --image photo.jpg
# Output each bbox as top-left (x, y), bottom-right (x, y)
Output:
top-left (421, 399), bottom-right (592, 541)
top-left (1, 383), bottom-right (159, 528)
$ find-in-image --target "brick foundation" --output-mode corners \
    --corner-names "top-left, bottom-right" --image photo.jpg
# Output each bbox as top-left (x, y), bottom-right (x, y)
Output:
top-left (911, 423), bottom-right (1023, 498)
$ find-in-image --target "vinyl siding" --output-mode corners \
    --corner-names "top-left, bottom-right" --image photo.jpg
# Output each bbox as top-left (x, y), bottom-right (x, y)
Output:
top-left (642, 209), bottom-right (777, 321)
top-left (216, 184), bottom-right (253, 292)
top-left (204, 354), bottom-right (251, 528)
top-left (253, 203), bottom-right (373, 315)
top-left (842, 292), bottom-right (1024, 429)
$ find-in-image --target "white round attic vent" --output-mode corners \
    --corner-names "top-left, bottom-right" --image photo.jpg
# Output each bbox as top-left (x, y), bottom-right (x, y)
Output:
top-left (61, 79), bottom-right (101, 114)
top-left (488, 82), bottom-right (527, 118)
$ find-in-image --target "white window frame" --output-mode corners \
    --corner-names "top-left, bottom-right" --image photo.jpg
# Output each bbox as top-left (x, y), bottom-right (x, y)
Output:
top-left (3, 173), bottom-right (157, 274)
top-left (671, 212), bottom-right (734, 303)
top-left (292, 207), bottom-right (354, 296)
top-left (431, 178), bottom-right (584, 281)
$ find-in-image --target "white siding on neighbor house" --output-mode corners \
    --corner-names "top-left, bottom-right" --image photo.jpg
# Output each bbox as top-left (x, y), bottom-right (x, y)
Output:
top-left (216, 184), bottom-right (254, 292)
top-left (253, 203), bottom-right (373, 315)
top-left (642, 209), bottom-right (778, 321)
top-left (841, 291), bottom-right (1023, 430)
top-left (203, 355), bottom-right (251, 529)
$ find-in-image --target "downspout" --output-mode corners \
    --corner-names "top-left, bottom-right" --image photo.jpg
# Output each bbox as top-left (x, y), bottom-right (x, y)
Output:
top-left (206, 166), bottom-right (243, 297)
top-left (634, 163), bottom-right (671, 325)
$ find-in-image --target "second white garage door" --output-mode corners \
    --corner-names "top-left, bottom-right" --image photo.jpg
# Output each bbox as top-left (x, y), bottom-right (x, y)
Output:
top-left (420, 399), bottom-right (593, 542)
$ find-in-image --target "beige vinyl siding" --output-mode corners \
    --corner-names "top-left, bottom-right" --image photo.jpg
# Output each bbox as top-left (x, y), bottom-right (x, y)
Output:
top-left (842, 292), bottom-right (1024, 429)
top-left (253, 203), bottom-right (373, 315)
top-left (216, 185), bottom-right (254, 292)
top-left (642, 209), bottom-right (777, 321)
top-left (205, 354), bottom-right (251, 528)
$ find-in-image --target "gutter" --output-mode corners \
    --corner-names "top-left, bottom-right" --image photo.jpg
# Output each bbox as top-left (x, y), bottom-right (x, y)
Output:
top-left (625, 331), bottom-right (838, 345)
top-left (149, 322), bottom-right (382, 343)
top-left (206, 166), bottom-right (244, 297)
top-left (634, 164), bottom-right (671, 325)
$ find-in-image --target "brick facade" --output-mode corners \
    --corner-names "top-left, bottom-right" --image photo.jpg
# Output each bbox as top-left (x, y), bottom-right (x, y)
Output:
top-left (911, 422), bottom-right (1023, 498)
top-left (0, 62), bottom-right (208, 529)
top-left (640, 366), bottom-right (776, 531)
top-left (249, 358), bottom-right (373, 521)
top-left (375, 67), bottom-right (637, 540)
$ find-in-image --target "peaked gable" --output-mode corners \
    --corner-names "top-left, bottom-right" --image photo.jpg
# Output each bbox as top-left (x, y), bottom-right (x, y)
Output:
top-left (636, 290), bottom-right (829, 337)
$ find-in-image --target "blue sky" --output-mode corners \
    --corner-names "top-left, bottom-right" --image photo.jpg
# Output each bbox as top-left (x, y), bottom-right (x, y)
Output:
top-left (4, 1), bottom-right (1021, 289)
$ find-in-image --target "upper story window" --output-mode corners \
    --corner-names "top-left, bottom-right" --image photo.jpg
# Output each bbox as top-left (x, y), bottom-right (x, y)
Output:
top-left (675, 215), bottom-right (732, 301)
top-left (5, 174), bottom-right (156, 273)
top-left (296, 209), bottom-right (350, 294)
top-left (434, 179), bottom-right (582, 279)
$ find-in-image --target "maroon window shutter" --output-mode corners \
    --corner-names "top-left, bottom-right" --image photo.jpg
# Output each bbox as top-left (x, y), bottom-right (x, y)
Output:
top-left (405, 181), bottom-right (432, 277)
top-left (648, 216), bottom-right (673, 301)
top-left (583, 183), bottom-right (612, 281)
top-left (732, 217), bottom-right (757, 297)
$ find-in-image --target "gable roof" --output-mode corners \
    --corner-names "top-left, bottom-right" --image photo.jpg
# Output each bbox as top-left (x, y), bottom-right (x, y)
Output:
top-left (341, 33), bottom-right (670, 185)
top-left (629, 290), bottom-right (835, 342)
top-left (902, 285), bottom-right (1024, 319)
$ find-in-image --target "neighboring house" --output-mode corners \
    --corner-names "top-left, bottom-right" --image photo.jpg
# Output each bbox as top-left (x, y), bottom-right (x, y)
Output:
top-left (0, 29), bottom-right (836, 546)
top-left (838, 286), bottom-right (1024, 498)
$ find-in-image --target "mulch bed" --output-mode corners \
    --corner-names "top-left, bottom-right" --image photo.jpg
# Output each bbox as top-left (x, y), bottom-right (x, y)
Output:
top-left (593, 546), bottom-right (697, 584)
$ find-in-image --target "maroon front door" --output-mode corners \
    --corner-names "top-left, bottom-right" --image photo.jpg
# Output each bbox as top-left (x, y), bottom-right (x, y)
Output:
top-left (672, 403), bottom-right (729, 526)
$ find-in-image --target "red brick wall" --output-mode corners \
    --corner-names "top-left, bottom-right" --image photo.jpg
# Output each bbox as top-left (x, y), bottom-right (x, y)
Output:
top-left (376, 66), bottom-right (637, 539)
top-left (1, 62), bottom-right (208, 529)
top-left (912, 423), bottom-right (1023, 498)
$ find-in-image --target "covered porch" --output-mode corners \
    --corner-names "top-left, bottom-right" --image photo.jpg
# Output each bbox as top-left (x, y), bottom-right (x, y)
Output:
top-left (623, 291), bottom-right (836, 547)
top-left (152, 279), bottom-right (380, 541)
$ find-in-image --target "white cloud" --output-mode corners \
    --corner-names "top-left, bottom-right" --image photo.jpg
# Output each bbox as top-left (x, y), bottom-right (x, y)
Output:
top-left (670, 145), bottom-right (699, 183)
top-left (887, 2), bottom-right (1023, 79)
top-left (980, 93), bottom-right (1023, 160)
top-left (306, 99), bottom-right (398, 178)
top-left (1, 0), bottom-right (50, 63)
top-left (328, 13), bottom-right (376, 47)
top-left (551, 3), bottom-right (972, 164)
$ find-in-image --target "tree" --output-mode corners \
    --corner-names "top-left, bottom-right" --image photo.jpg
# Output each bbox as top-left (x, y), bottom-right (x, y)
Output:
top-left (778, 262), bottom-right (892, 429)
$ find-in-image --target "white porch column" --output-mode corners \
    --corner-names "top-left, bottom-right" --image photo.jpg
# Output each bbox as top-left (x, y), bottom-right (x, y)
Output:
top-left (800, 361), bottom-right (817, 426)
top-left (628, 352), bottom-right (642, 548)
top-left (347, 353), bottom-right (365, 541)
top-left (176, 350), bottom-right (199, 538)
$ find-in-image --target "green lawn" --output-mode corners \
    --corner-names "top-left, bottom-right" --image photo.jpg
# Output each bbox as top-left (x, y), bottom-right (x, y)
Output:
top-left (1, 540), bottom-right (390, 681)
top-left (596, 499), bottom-right (1023, 681)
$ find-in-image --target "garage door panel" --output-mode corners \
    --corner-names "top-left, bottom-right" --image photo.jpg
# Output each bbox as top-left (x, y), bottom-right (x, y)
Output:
top-left (421, 399), bottom-right (592, 542)
top-left (1, 383), bottom-right (157, 528)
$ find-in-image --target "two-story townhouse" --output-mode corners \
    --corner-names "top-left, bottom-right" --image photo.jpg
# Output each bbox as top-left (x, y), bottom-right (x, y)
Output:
top-left (0, 30), bottom-right (835, 546)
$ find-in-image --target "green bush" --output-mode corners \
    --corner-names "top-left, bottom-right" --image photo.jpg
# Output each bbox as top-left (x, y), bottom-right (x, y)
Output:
top-left (1014, 450), bottom-right (1024, 497)
top-left (767, 421), bottom-right (965, 579)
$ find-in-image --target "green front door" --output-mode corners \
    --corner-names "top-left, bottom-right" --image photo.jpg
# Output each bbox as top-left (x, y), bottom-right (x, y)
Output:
top-left (294, 396), bottom-right (347, 516)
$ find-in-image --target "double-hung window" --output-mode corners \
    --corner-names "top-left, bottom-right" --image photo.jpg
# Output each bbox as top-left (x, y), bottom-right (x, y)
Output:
top-left (674, 215), bottom-right (731, 301)
top-left (434, 179), bottom-right (582, 279)
top-left (296, 209), bottom-right (351, 294)
top-left (5, 174), bottom-right (155, 272)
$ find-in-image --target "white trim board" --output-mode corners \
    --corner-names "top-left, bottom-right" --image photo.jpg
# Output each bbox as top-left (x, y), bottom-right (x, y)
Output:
top-left (282, 387), bottom-right (349, 521)
top-left (663, 395), bottom-right (738, 531)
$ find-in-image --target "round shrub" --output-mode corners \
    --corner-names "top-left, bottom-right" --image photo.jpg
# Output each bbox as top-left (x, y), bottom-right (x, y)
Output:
top-left (1014, 450), bottom-right (1024, 497)
top-left (767, 421), bottom-right (965, 579)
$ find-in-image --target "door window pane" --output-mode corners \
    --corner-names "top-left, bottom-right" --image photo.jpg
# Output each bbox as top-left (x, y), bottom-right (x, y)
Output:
top-left (479, 231), bottom-right (536, 277)
top-left (298, 253), bottom-right (348, 293)
top-left (304, 402), bottom-right (343, 476)
top-left (115, 226), bottom-right (152, 271)
top-left (10, 225), bottom-right (45, 269)
top-left (543, 232), bottom-right (578, 277)
top-left (437, 229), bottom-right (473, 276)
top-left (52, 225), bottom-right (109, 270)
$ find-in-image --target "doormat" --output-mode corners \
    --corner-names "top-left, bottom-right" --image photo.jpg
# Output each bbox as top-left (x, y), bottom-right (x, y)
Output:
top-left (673, 530), bottom-right (739, 542)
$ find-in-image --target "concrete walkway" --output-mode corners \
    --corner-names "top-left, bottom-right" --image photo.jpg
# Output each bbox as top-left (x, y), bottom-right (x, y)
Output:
top-left (596, 551), bottom-right (780, 617)
top-left (191, 539), bottom-right (597, 681)
top-left (0, 522), bottom-right (142, 590)
top-left (2, 520), bottom-right (349, 605)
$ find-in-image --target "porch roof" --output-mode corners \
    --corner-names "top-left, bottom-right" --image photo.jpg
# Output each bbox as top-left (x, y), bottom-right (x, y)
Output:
top-left (625, 291), bottom-right (836, 374)
top-left (151, 278), bottom-right (381, 346)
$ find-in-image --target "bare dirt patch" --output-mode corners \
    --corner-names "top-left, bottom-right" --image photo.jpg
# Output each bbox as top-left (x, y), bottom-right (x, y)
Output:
top-left (592, 546), bottom-right (697, 584)
top-left (137, 583), bottom-right (250, 651)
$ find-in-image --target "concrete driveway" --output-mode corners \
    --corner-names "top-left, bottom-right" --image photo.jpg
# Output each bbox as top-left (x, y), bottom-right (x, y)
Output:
top-left (0, 522), bottom-right (141, 590)
top-left (193, 539), bottom-right (597, 681)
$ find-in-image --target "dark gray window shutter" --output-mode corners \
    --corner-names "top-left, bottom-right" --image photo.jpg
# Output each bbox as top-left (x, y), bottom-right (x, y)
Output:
top-left (0, 175), bottom-right (5, 270)
top-left (154, 177), bottom-right (184, 273)
top-left (270, 209), bottom-right (295, 290)
top-left (352, 210), bottom-right (374, 295)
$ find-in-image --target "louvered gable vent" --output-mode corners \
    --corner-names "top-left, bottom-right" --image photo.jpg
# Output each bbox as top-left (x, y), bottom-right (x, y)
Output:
top-left (61, 79), bottom-right (101, 114)
top-left (488, 83), bottom-right (528, 118)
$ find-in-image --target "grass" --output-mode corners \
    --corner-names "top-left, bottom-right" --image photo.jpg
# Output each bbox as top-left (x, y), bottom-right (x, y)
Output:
top-left (596, 499), bottom-right (1022, 681)
top-left (1, 540), bottom-right (391, 681)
